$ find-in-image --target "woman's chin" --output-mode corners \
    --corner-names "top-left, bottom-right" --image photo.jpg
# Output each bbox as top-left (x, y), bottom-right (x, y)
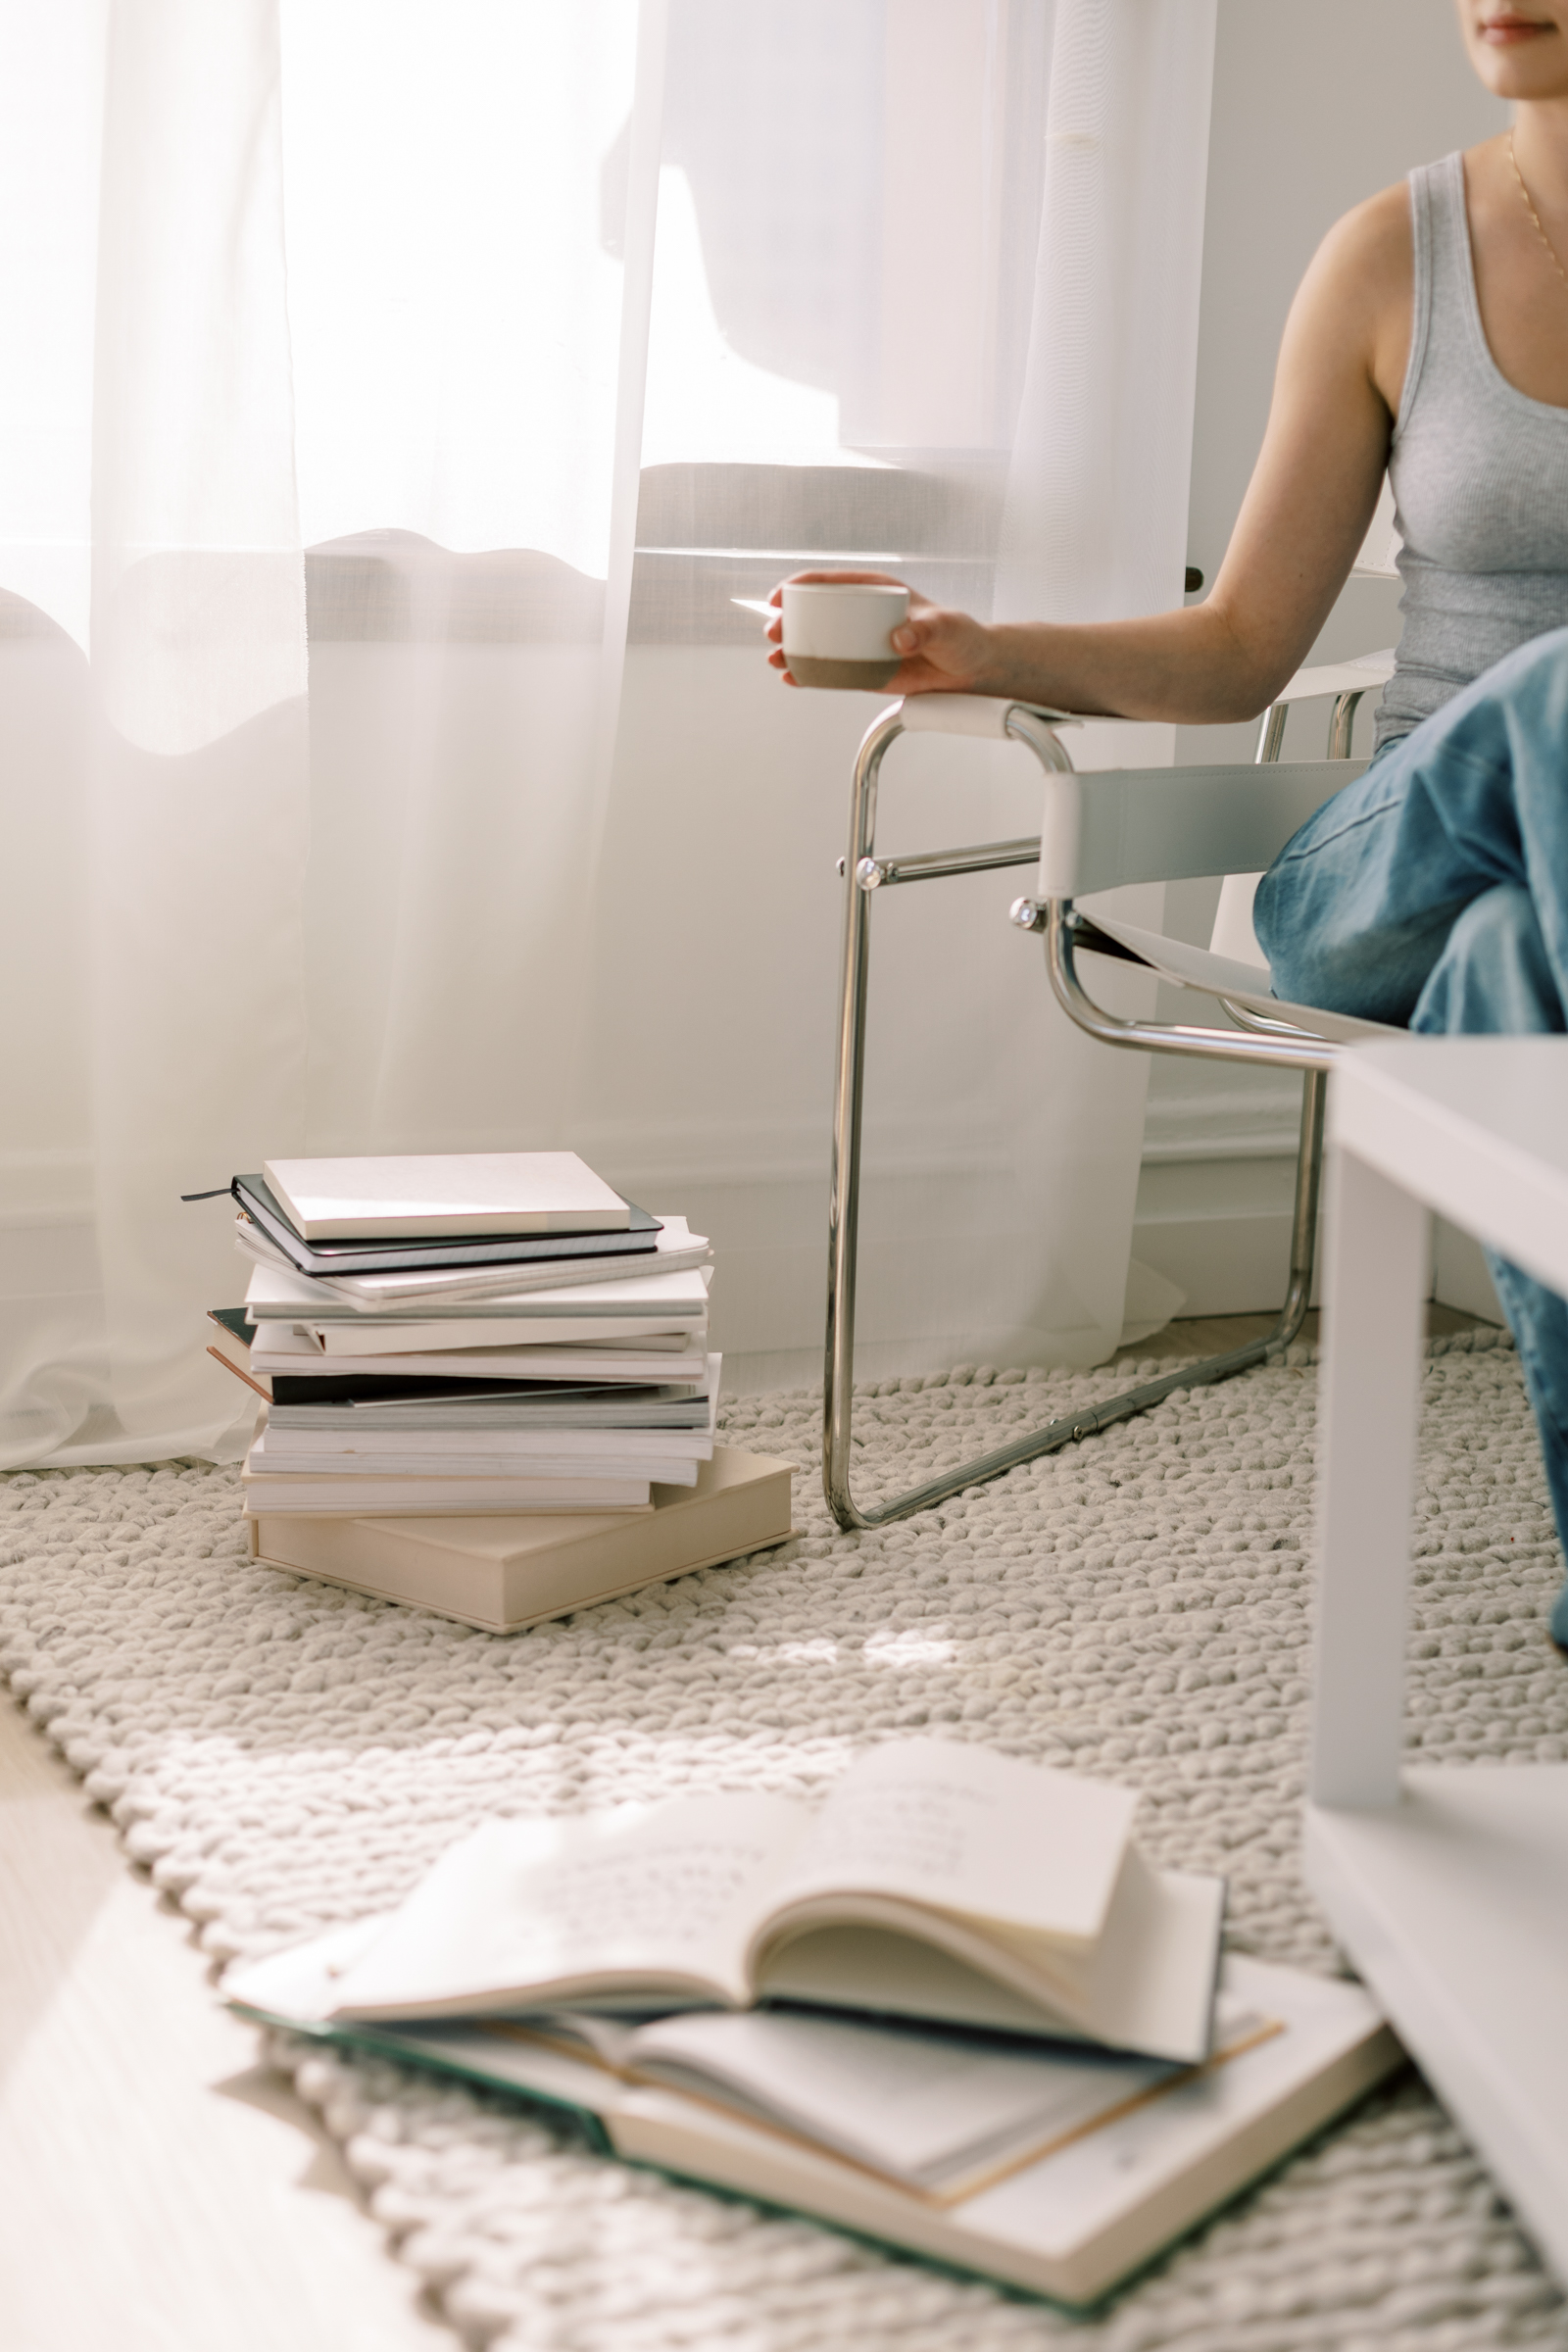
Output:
top-left (1469, 30), bottom-right (1568, 97)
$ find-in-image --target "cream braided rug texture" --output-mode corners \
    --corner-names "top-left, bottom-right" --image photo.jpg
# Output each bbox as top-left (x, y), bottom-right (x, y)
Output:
top-left (4, 1333), bottom-right (1568, 2351)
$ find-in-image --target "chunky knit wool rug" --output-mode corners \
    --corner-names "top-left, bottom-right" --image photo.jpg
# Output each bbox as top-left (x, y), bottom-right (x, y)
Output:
top-left (4, 1333), bottom-right (1568, 2352)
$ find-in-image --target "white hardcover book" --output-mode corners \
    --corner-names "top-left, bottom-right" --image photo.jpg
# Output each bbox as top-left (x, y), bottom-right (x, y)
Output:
top-left (227, 1930), bottom-right (1398, 2308)
top-left (269, 1379), bottom-right (717, 1433)
top-left (240, 1473), bottom-right (655, 1514)
top-left (262, 1152), bottom-right (630, 1240)
top-left (254, 1430), bottom-right (716, 1460)
top-left (311, 1317), bottom-right (709, 1358)
top-left (250, 1439), bottom-right (705, 1477)
top-left (249, 1328), bottom-right (711, 1382)
top-left (242, 1261), bottom-right (713, 1329)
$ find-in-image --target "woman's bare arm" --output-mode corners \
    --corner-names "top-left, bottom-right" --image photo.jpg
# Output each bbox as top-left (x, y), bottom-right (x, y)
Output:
top-left (767, 183), bottom-right (1412, 723)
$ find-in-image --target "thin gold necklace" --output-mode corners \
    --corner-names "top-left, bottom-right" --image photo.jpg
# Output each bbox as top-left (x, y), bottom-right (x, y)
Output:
top-left (1508, 128), bottom-right (1568, 297)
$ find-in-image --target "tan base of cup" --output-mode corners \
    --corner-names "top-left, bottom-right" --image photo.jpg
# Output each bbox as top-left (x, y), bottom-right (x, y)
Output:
top-left (786, 654), bottom-right (902, 691)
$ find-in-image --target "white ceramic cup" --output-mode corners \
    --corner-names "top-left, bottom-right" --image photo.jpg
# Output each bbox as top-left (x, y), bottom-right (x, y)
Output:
top-left (780, 581), bottom-right (910, 690)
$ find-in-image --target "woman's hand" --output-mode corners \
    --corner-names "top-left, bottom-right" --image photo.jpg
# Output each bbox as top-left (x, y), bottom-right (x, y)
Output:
top-left (764, 570), bottom-right (997, 696)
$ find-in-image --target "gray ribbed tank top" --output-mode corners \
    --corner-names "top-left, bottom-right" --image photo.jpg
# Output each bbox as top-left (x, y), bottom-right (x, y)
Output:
top-left (1377, 150), bottom-right (1568, 751)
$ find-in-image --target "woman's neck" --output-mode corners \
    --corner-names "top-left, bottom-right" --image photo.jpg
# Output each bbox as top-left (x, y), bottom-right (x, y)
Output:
top-left (1510, 102), bottom-right (1568, 208)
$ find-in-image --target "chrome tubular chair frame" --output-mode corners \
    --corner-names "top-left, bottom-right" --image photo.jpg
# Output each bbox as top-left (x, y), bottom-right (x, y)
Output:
top-left (822, 692), bottom-right (1364, 1535)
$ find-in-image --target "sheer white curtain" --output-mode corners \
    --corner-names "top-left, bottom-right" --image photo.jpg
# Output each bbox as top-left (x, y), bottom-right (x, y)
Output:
top-left (0, 0), bottom-right (1215, 1466)
top-left (0, 2), bottom-right (314, 1466)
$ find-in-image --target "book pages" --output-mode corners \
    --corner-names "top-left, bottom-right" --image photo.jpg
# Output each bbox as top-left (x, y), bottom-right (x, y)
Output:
top-left (325, 1800), bottom-right (810, 2019)
top-left (761, 1740), bottom-right (1138, 1946)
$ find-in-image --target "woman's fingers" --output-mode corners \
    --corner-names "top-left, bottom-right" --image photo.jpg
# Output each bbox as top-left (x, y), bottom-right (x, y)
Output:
top-left (885, 607), bottom-right (986, 691)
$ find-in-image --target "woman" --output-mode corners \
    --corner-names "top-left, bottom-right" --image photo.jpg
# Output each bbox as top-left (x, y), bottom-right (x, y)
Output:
top-left (767, 3), bottom-right (1568, 1645)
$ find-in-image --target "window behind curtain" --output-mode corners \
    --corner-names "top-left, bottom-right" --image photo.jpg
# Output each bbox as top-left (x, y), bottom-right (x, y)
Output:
top-left (296, 0), bottom-right (1056, 648)
top-left (632, 0), bottom-right (1054, 644)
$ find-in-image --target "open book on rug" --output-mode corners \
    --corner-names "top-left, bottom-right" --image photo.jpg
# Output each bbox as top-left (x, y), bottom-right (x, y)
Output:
top-left (265, 1741), bottom-right (1227, 2063)
top-left (228, 1927), bottom-right (1398, 2308)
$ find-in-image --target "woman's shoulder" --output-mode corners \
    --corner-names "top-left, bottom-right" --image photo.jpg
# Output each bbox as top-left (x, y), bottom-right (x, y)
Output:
top-left (1311, 144), bottom-right (1489, 288)
top-left (1284, 178), bottom-right (1416, 420)
top-left (1313, 177), bottom-right (1414, 297)
top-left (1289, 180), bottom-right (1412, 349)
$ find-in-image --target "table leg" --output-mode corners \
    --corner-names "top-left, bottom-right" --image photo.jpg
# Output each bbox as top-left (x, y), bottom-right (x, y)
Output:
top-left (1308, 1145), bottom-right (1430, 1808)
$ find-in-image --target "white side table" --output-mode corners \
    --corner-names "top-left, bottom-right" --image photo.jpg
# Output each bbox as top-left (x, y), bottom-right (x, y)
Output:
top-left (1307, 1036), bottom-right (1568, 2286)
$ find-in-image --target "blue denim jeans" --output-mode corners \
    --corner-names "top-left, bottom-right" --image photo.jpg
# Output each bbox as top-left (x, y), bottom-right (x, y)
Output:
top-left (1253, 624), bottom-right (1568, 1641)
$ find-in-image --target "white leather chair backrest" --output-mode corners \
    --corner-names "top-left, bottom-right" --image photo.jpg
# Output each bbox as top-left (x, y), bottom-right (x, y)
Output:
top-left (1037, 760), bottom-right (1357, 898)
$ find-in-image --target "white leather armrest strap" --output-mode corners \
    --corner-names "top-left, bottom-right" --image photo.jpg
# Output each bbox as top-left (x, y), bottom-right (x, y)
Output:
top-left (894, 693), bottom-right (1082, 739)
top-left (1273, 651), bottom-right (1395, 704)
top-left (891, 662), bottom-right (1392, 736)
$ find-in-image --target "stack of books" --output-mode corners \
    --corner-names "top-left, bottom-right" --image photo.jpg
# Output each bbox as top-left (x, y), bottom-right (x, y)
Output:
top-left (226, 1740), bottom-right (1399, 2305)
top-left (200, 1152), bottom-right (794, 1628)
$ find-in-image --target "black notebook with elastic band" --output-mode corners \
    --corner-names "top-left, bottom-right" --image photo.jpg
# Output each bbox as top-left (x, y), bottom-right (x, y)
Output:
top-left (215, 1174), bottom-right (662, 1278)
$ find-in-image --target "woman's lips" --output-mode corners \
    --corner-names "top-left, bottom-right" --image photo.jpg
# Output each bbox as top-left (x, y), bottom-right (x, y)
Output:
top-left (1478, 15), bottom-right (1557, 39)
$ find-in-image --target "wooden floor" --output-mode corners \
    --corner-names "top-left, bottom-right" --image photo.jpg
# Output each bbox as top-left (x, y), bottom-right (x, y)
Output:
top-left (1128, 1301), bottom-right (1486, 1363)
top-left (0, 1693), bottom-right (452, 2352)
top-left (0, 1305), bottom-right (1493, 2349)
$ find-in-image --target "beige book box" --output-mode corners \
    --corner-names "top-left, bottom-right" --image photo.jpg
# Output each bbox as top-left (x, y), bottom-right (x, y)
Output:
top-left (246, 1446), bottom-right (795, 1633)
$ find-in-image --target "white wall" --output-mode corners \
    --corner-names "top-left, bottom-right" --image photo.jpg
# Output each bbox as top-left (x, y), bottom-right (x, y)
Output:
top-left (1133, 0), bottom-right (1505, 1319)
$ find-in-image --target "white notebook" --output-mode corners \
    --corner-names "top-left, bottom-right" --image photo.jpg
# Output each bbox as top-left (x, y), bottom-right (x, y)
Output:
top-left (263, 1152), bottom-right (629, 1240)
top-left (242, 1262), bottom-right (713, 1331)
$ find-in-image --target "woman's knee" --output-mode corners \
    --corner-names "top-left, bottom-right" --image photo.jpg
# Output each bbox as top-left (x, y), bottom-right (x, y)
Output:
top-left (1411, 883), bottom-right (1565, 1035)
